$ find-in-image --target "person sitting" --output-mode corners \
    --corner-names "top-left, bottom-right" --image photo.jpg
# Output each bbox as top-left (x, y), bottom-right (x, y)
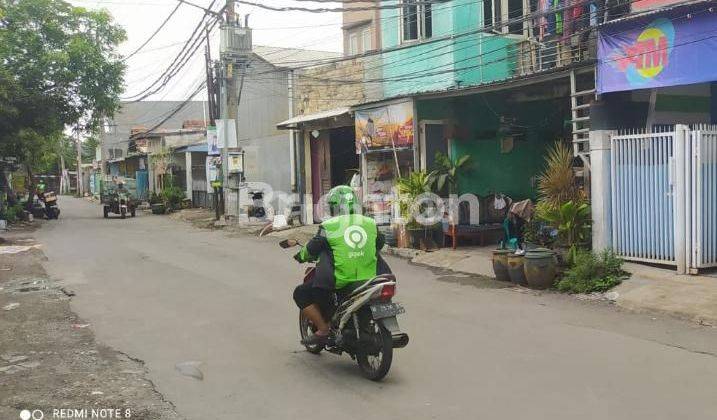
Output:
top-left (292, 185), bottom-right (389, 346)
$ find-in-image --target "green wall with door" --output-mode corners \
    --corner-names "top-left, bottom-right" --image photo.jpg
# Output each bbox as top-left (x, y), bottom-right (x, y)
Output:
top-left (417, 93), bottom-right (569, 200)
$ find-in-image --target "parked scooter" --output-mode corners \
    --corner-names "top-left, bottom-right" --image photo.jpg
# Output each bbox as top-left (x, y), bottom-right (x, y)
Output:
top-left (41, 191), bottom-right (60, 219)
top-left (280, 239), bottom-right (409, 381)
top-left (247, 190), bottom-right (266, 218)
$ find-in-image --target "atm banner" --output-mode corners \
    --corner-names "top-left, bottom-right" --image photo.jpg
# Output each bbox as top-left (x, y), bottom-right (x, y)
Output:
top-left (597, 10), bottom-right (717, 93)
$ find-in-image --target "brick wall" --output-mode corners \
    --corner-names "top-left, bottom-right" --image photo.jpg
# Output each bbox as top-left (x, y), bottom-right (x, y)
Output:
top-left (294, 58), bottom-right (381, 116)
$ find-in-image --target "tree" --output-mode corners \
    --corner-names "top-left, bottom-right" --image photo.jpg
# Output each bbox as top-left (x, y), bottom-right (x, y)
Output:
top-left (0, 0), bottom-right (126, 181)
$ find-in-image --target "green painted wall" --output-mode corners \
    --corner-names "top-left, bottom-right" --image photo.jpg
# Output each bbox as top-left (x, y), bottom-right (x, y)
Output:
top-left (380, 0), bottom-right (519, 98)
top-left (418, 95), bottom-right (569, 200)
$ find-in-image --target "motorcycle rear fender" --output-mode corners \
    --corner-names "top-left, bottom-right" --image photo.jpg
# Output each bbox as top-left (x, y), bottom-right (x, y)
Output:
top-left (378, 316), bottom-right (400, 333)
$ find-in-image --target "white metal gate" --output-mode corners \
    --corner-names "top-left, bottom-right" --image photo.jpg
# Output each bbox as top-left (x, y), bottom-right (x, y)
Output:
top-left (611, 128), bottom-right (676, 265)
top-left (690, 125), bottom-right (717, 269)
top-left (611, 124), bottom-right (717, 273)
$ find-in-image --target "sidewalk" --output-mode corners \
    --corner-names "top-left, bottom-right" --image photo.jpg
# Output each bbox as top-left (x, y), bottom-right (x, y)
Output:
top-left (398, 246), bottom-right (717, 326)
top-left (172, 210), bottom-right (717, 326)
top-left (614, 263), bottom-right (717, 325)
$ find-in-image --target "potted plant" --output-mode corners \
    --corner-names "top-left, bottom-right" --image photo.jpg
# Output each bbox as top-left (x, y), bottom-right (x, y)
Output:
top-left (428, 152), bottom-right (471, 196)
top-left (524, 141), bottom-right (590, 289)
top-left (161, 185), bottom-right (185, 212)
top-left (396, 171), bottom-right (437, 249)
top-left (150, 192), bottom-right (166, 214)
top-left (536, 200), bottom-right (591, 264)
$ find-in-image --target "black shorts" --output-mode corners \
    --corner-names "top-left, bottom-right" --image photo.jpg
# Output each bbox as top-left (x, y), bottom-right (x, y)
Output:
top-left (293, 282), bottom-right (332, 311)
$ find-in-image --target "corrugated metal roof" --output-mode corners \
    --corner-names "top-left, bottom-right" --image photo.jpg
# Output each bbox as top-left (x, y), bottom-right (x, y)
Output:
top-left (276, 107), bottom-right (351, 129)
top-left (174, 143), bottom-right (208, 153)
top-left (599, 0), bottom-right (714, 26)
top-left (252, 45), bottom-right (340, 69)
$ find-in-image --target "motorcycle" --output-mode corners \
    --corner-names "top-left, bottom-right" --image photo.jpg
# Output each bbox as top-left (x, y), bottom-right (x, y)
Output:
top-left (42, 191), bottom-right (60, 219)
top-left (280, 239), bottom-right (409, 381)
top-left (102, 191), bottom-right (136, 219)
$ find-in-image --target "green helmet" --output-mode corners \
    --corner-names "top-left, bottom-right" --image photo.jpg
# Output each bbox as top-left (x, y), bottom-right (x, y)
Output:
top-left (327, 185), bottom-right (358, 215)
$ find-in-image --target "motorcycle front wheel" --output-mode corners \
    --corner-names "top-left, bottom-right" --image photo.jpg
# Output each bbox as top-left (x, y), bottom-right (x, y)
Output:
top-left (298, 313), bottom-right (323, 354)
top-left (356, 319), bottom-right (393, 381)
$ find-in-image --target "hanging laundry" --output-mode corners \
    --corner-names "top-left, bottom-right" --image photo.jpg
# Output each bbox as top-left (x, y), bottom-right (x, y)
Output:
top-left (563, 0), bottom-right (574, 38)
top-left (546, 0), bottom-right (556, 35)
top-left (538, 0), bottom-right (549, 40)
top-left (554, 0), bottom-right (563, 35)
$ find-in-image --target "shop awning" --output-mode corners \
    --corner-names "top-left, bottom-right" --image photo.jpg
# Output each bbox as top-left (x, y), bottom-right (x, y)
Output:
top-left (276, 107), bottom-right (351, 130)
top-left (174, 143), bottom-right (208, 153)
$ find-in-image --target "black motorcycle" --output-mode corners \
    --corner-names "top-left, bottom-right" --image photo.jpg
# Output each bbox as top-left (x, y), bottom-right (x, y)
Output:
top-left (280, 239), bottom-right (409, 381)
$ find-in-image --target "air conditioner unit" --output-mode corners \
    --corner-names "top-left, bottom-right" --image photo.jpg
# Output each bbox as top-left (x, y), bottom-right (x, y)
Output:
top-left (220, 25), bottom-right (252, 59)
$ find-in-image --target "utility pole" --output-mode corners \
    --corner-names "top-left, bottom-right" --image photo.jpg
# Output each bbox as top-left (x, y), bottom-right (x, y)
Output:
top-left (219, 0), bottom-right (250, 218)
top-left (75, 126), bottom-right (83, 197)
top-left (218, 0), bottom-right (235, 217)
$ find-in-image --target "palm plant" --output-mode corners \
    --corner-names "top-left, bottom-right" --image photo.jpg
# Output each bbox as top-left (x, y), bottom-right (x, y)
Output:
top-left (396, 170), bottom-right (434, 230)
top-left (536, 200), bottom-right (591, 263)
top-left (429, 152), bottom-right (471, 195)
top-left (537, 141), bottom-right (584, 208)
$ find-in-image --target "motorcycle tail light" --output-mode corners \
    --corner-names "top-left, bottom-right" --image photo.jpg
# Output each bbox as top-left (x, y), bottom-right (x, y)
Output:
top-left (379, 284), bottom-right (395, 301)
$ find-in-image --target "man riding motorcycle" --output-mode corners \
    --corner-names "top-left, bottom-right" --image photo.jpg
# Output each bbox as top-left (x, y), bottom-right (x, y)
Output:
top-left (292, 185), bottom-right (389, 346)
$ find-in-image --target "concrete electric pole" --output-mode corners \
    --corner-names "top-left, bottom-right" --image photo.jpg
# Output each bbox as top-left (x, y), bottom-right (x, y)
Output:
top-left (219, 0), bottom-right (250, 218)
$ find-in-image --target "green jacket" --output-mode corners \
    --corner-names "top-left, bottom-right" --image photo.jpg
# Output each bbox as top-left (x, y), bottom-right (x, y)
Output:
top-left (296, 214), bottom-right (381, 290)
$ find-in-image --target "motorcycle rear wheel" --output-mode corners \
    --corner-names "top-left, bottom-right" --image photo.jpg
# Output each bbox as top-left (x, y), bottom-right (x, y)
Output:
top-left (120, 208), bottom-right (126, 219)
top-left (298, 313), bottom-right (323, 354)
top-left (356, 320), bottom-right (393, 381)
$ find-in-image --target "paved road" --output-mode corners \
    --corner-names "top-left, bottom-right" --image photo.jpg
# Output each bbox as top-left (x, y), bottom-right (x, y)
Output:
top-left (37, 198), bottom-right (717, 420)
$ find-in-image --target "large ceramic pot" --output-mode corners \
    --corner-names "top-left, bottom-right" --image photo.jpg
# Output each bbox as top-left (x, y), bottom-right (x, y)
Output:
top-left (151, 203), bottom-right (166, 215)
top-left (506, 254), bottom-right (528, 286)
top-left (491, 249), bottom-right (511, 282)
top-left (523, 249), bottom-right (558, 289)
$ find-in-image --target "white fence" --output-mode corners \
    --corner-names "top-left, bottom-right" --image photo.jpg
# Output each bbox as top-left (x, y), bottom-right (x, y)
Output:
top-left (690, 125), bottom-right (717, 269)
top-left (610, 124), bottom-right (717, 273)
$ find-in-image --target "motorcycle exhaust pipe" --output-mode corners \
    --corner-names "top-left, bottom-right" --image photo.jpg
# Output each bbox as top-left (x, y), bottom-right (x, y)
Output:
top-left (392, 333), bottom-right (409, 349)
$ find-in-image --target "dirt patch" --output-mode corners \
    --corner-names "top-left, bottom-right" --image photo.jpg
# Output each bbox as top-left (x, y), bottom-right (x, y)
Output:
top-left (0, 232), bottom-right (179, 420)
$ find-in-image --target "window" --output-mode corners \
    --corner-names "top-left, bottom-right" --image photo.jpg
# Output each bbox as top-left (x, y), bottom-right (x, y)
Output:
top-left (349, 32), bottom-right (359, 55)
top-left (401, 0), bottom-right (432, 42)
top-left (362, 27), bottom-right (372, 52)
top-left (483, 0), bottom-right (527, 35)
top-left (483, 0), bottom-right (493, 28)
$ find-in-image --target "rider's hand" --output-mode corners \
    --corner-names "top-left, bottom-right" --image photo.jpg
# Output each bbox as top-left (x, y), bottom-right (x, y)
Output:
top-left (293, 251), bottom-right (303, 263)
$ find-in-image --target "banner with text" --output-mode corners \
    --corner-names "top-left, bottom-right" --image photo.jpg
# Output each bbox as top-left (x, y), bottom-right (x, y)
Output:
top-left (597, 9), bottom-right (717, 93)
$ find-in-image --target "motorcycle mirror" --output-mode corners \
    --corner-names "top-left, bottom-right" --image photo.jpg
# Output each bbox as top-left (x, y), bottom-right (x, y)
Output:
top-left (279, 239), bottom-right (298, 249)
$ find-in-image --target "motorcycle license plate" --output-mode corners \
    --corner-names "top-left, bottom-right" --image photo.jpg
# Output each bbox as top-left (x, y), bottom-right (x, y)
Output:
top-left (370, 302), bottom-right (405, 319)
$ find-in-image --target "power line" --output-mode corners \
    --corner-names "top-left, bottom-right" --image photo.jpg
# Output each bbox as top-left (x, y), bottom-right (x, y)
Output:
top-left (122, 0), bottom-right (220, 101)
top-left (122, 1), bottom-right (183, 61)
top-left (130, 80), bottom-right (208, 139)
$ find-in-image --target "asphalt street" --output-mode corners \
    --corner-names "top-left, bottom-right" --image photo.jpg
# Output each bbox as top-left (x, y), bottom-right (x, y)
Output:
top-left (36, 198), bottom-right (717, 420)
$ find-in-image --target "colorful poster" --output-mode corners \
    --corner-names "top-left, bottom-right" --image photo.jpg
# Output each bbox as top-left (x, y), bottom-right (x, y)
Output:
top-left (206, 156), bottom-right (221, 192)
top-left (355, 102), bottom-right (414, 154)
top-left (207, 126), bottom-right (219, 156)
top-left (597, 10), bottom-right (717, 94)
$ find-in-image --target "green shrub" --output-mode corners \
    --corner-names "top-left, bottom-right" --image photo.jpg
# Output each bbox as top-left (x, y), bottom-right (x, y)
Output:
top-left (1, 203), bottom-right (23, 223)
top-left (161, 186), bottom-right (185, 210)
top-left (556, 249), bottom-right (628, 294)
top-left (149, 192), bottom-right (163, 205)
